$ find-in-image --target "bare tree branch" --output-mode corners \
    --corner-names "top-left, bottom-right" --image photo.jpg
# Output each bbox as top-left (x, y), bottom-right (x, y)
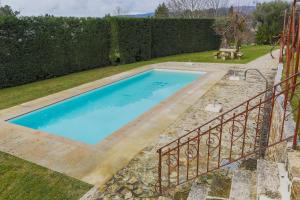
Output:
top-left (205, 0), bottom-right (229, 17)
top-left (114, 6), bottom-right (126, 16)
top-left (167, 0), bottom-right (230, 18)
top-left (167, 0), bottom-right (206, 18)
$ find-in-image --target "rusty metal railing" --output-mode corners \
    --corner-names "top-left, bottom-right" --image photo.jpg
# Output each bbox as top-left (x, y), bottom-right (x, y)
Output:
top-left (156, 1), bottom-right (300, 193)
top-left (156, 72), bottom-right (300, 194)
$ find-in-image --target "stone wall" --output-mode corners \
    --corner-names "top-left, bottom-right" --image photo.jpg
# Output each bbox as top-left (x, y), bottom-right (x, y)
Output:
top-left (266, 63), bottom-right (300, 200)
top-left (267, 99), bottom-right (289, 162)
top-left (264, 64), bottom-right (292, 162)
top-left (288, 151), bottom-right (300, 200)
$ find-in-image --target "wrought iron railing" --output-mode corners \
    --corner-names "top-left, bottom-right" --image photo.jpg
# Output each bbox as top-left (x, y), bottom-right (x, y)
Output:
top-left (156, 72), bottom-right (300, 194)
top-left (155, 0), bottom-right (300, 194)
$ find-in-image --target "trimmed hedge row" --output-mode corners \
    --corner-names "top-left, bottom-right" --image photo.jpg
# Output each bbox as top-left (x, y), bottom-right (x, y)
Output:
top-left (0, 17), bottom-right (220, 88)
top-left (151, 19), bottom-right (220, 58)
top-left (110, 18), bottom-right (151, 64)
top-left (110, 18), bottom-right (220, 64)
top-left (0, 17), bottom-right (111, 88)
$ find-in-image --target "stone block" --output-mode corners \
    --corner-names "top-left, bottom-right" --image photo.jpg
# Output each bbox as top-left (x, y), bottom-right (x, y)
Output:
top-left (187, 183), bottom-right (208, 200)
top-left (205, 103), bottom-right (223, 113)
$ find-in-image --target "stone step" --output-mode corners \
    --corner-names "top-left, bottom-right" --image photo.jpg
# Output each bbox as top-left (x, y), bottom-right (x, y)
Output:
top-left (206, 196), bottom-right (229, 200)
top-left (257, 159), bottom-right (281, 200)
top-left (187, 183), bottom-right (208, 200)
top-left (277, 163), bottom-right (291, 200)
top-left (229, 169), bottom-right (256, 200)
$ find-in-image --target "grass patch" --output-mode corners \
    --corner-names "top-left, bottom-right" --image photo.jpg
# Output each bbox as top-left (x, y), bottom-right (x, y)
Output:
top-left (0, 45), bottom-right (272, 110)
top-left (0, 151), bottom-right (92, 200)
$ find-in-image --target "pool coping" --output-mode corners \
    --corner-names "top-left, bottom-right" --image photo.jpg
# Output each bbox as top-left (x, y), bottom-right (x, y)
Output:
top-left (0, 62), bottom-right (235, 185)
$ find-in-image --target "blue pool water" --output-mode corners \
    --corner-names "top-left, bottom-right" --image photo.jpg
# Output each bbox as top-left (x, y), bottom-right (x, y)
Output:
top-left (9, 69), bottom-right (203, 144)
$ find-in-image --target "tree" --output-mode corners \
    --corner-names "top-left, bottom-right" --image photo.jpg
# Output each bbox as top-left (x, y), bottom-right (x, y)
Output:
top-left (115, 6), bottom-right (122, 16)
top-left (166, 0), bottom-right (230, 18)
top-left (253, 1), bottom-right (289, 44)
top-left (214, 9), bottom-right (247, 49)
top-left (155, 3), bottom-right (169, 18)
top-left (114, 6), bottom-right (128, 16)
top-left (104, 13), bottom-right (111, 19)
top-left (205, 0), bottom-right (229, 17)
top-left (230, 11), bottom-right (246, 49)
top-left (0, 5), bottom-right (20, 16)
top-left (167, 0), bottom-right (206, 18)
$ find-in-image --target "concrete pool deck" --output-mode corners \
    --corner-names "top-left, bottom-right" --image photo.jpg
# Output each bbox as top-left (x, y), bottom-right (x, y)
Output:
top-left (0, 62), bottom-right (234, 185)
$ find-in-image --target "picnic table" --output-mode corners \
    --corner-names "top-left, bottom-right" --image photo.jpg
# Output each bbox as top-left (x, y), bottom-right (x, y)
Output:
top-left (214, 48), bottom-right (244, 60)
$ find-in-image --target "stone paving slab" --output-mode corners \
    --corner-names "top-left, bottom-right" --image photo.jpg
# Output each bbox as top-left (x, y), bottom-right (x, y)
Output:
top-left (229, 170), bottom-right (256, 200)
top-left (257, 159), bottom-right (281, 199)
top-left (288, 150), bottom-right (300, 200)
top-left (187, 183), bottom-right (208, 200)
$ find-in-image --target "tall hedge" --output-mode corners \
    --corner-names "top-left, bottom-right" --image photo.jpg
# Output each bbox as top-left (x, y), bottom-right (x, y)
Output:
top-left (0, 17), bottom-right (220, 88)
top-left (109, 18), bottom-right (220, 64)
top-left (151, 19), bottom-right (221, 58)
top-left (0, 16), bottom-right (111, 88)
top-left (110, 18), bottom-right (151, 64)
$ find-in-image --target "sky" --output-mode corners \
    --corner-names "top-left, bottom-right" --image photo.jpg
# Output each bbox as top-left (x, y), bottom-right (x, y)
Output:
top-left (1, 0), bottom-right (283, 17)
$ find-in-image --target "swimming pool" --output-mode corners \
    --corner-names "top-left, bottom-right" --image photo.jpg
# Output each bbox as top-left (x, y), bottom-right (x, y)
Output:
top-left (9, 69), bottom-right (203, 144)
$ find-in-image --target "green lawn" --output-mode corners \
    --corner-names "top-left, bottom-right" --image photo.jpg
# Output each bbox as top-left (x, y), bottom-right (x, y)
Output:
top-left (0, 152), bottom-right (92, 200)
top-left (0, 45), bottom-right (272, 110)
